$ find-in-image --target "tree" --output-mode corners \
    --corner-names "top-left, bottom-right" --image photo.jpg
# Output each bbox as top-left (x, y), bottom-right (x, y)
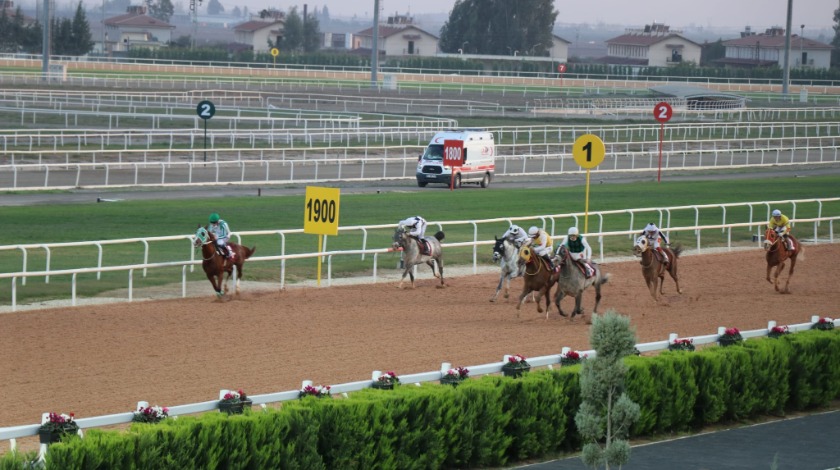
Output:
top-left (231, 6), bottom-right (241, 18)
top-left (574, 311), bottom-right (641, 470)
top-left (207, 0), bottom-right (224, 15)
top-left (302, 9), bottom-right (320, 52)
top-left (69, 1), bottom-right (94, 55)
top-left (278, 6), bottom-right (303, 52)
top-left (147, 0), bottom-right (175, 23)
top-left (832, 4), bottom-right (840, 67)
top-left (439, 0), bottom-right (557, 56)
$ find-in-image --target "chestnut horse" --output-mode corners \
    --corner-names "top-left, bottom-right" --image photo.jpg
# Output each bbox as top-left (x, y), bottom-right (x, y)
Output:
top-left (763, 228), bottom-right (802, 294)
top-left (194, 227), bottom-right (256, 297)
top-left (516, 245), bottom-right (558, 318)
top-left (633, 236), bottom-right (682, 302)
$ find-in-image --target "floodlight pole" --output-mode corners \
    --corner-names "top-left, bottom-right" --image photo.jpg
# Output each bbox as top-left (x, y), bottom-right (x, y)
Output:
top-left (371, 0), bottom-right (379, 89)
top-left (41, 0), bottom-right (50, 81)
top-left (781, 0), bottom-right (793, 95)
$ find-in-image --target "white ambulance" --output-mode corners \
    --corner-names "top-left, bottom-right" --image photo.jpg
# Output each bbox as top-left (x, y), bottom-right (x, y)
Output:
top-left (415, 129), bottom-right (496, 188)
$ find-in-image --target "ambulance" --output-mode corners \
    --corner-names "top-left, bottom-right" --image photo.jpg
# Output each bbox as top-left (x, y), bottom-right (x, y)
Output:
top-left (415, 129), bottom-right (495, 188)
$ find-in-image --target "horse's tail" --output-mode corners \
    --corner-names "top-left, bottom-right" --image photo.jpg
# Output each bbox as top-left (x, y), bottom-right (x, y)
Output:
top-left (672, 244), bottom-right (683, 258)
top-left (599, 272), bottom-right (611, 285)
top-left (434, 231), bottom-right (445, 241)
top-left (243, 245), bottom-right (256, 260)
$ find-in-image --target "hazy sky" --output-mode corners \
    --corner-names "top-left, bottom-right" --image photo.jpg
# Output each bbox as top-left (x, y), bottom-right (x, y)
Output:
top-left (316, 0), bottom-right (836, 30)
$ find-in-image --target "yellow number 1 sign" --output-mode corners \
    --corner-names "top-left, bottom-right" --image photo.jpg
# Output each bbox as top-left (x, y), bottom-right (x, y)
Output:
top-left (572, 134), bottom-right (605, 233)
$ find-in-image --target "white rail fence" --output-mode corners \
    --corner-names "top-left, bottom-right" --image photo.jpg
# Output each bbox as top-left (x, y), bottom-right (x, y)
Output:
top-left (1, 315), bottom-right (837, 456)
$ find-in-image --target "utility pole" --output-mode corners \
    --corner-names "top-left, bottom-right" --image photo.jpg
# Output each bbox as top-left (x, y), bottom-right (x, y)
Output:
top-left (41, 0), bottom-right (50, 81)
top-left (782, 0), bottom-right (792, 95)
top-left (371, 0), bottom-right (379, 89)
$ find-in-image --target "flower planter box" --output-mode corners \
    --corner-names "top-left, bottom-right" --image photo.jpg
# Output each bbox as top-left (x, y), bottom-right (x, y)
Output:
top-left (371, 382), bottom-right (395, 390)
top-left (560, 358), bottom-right (582, 366)
top-left (717, 337), bottom-right (742, 347)
top-left (38, 428), bottom-right (75, 445)
top-left (219, 399), bottom-right (252, 415)
top-left (440, 376), bottom-right (463, 387)
top-left (501, 362), bottom-right (531, 378)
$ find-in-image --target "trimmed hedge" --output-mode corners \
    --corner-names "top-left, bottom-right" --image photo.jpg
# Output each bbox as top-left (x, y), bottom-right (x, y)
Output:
top-left (1, 330), bottom-right (837, 469)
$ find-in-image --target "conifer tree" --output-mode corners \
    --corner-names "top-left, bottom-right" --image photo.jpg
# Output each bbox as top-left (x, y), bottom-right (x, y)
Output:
top-left (575, 310), bottom-right (641, 469)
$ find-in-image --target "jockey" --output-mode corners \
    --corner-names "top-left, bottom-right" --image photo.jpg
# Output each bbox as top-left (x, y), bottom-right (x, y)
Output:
top-left (768, 209), bottom-right (793, 250)
top-left (527, 226), bottom-right (555, 270)
top-left (398, 216), bottom-right (427, 239)
top-left (641, 222), bottom-right (670, 265)
top-left (208, 213), bottom-right (235, 260)
top-left (559, 226), bottom-right (594, 277)
top-left (398, 216), bottom-right (429, 254)
top-left (502, 224), bottom-right (529, 247)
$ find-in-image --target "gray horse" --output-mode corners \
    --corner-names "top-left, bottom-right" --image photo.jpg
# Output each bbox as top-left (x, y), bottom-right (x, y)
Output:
top-left (490, 236), bottom-right (520, 302)
top-left (553, 245), bottom-right (610, 320)
top-left (392, 226), bottom-right (445, 289)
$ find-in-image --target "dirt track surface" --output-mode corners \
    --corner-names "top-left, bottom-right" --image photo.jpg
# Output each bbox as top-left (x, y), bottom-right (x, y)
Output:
top-left (2, 244), bottom-right (839, 435)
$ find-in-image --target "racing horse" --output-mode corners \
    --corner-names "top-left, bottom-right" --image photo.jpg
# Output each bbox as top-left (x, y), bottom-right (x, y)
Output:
top-left (194, 226), bottom-right (256, 297)
top-left (392, 226), bottom-right (445, 289)
top-left (553, 245), bottom-right (611, 320)
top-left (763, 228), bottom-right (802, 294)
top-left (516, 245), bottom-right (558, 317)
top-left (633, 235), bottom-right (682, 302)
top-left (490, 236), bottom-right (520, 302)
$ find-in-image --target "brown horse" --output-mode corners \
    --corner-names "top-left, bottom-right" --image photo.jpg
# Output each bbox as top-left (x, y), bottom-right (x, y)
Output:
top-left (632, 236), bottom-right (682, 302)
top-left (516, 245), bottom-right (559, 318)
top-left (763, 228), bottom-right (802, 294)
top-left (194, 226), bottom-right (256, 297)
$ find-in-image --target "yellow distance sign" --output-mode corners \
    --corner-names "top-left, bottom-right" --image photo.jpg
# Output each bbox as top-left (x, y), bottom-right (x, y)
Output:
top-left (303, 186), bottom-right (340, 236)
top-left (572, 134), bottom-right (606, 169)
top-left (270, 48), bottom-right (279, 57)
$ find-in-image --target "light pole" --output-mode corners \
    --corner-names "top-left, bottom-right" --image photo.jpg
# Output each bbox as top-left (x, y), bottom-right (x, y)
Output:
top-left (529, 43), bottom-right (542, 56)
top-left (800, 24), bottom-right (804, 67)
top-left (461, 41), bottom-right (469, 53)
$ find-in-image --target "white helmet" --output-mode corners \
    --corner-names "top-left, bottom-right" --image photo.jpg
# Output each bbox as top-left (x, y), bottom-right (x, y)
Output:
top-left (644, 223), bottom-right (657, 233)
top-left (772, 209), bottom-right (782, 217)
top-left (528, 226), bottom-right (539, 237)
top-left (568, 226), bottom-right (579, 236)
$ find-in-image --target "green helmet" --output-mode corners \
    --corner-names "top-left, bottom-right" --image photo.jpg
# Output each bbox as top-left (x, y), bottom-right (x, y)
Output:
top-left (209, 213), bottom-right (220, 223)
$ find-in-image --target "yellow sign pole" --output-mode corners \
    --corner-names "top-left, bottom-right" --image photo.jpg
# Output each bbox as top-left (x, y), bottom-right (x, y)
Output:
top-left (572, 134), bottom-right (605, 234)
top-left (303, 186), bottom-right (341, 287)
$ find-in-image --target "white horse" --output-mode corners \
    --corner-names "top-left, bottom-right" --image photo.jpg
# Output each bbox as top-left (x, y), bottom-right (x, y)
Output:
top-left (490, 236), bottom-right (520, 302)
top-left (392, 226), bottom-right (445, 289)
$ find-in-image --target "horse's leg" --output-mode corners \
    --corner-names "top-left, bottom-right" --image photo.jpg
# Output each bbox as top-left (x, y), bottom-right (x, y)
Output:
top-left (783, 254), bottom-right (797, 294)
top-left (592, 281), bottom-right (602, 314)
top-left (234, 262), bottom-right (243, 295)
top-left (427, 259), bottom-right (439, 279)
top-left (646, 274), bottom-right (659, 302)
top-left (773, 262), bottom-right (785, 292)
top-left (572, 294), bottom-right (584, 319)
top-left (398, 266), bottom-right (410, 289)
top-left (504, 272), bottom-right (511, 299)
top-left (667, 259), bottom-right (682, 294)
top-left (516, 288), bottom-right (532, 316)
top-left (491, 272), bottom-right (505, 302)
top-left (766, 262), bottom-right (775, 284)
top-left (554, 289), bottom-right (568, 317)
top-left (436, 255), bottom-right (445, 287)
top-left (206, 271), bottom-right (223, 297)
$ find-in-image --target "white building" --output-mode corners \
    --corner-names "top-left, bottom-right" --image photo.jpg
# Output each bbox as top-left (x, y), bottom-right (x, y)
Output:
top-left (602, 23), bottom-right (701, 67)
top-left (104, 6), bottom-right (175, 53)
top-left (354, 14), bottom-right (439, 57)
top-left (232, 19), bottom-right (285, 53)
top-left (718, 27), bottom-right (832, 70)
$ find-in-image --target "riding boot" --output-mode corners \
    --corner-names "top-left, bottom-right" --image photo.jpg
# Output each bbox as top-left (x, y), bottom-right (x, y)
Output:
top-left (226, 246), bottom-right (236, 261)
top-left (543, 255), bottom-right (555, 272)
top-left (783, 235), bottom-right (793, 251)
top-left (657, 247), bottom-right (669, 266)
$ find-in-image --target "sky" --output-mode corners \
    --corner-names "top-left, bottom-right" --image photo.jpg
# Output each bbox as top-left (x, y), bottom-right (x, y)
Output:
top-left (314, 0), bottom-right (836, 30)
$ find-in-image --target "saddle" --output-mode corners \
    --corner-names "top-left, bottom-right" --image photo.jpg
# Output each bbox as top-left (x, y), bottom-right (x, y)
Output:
top-left (417, 237), bottom-right (431, 256)
top-left (573, 260), bottom-right (596, 278)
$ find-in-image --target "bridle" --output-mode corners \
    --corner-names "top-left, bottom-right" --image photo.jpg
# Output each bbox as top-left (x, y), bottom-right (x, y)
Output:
top-left (195, 227), bottom-right (220, 261)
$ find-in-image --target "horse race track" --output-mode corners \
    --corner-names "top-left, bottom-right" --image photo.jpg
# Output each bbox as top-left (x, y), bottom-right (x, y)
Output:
top-left (2, 244), bottom-right (839, 448)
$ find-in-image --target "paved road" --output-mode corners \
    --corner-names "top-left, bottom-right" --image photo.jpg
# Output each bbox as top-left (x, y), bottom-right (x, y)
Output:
top-left (519, 410), bottom-right (840, 470)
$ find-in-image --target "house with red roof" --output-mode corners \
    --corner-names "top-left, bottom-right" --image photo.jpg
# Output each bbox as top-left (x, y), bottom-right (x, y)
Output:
top-left (354, 14), bottom-right (438, 57)
top-left (104, 6), bottom-right (174, 53)
top-left (718, 26), bottom-right (831, 70)
top-left (601, 23), bottom-right (701, 67)
top-left (233, 19), bottom-right (285, 53)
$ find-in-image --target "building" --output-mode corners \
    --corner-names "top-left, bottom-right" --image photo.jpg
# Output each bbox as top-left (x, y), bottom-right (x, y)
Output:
top-left (233, 19), bottom-right (285, 53)
top-left (104, 6), bottom-right (175, 53)
top-left (718, 26), bottom-right (832, 70)
top-left (354, 13), bottom-right (439, 57)
top-left (548, 35), bottom-right (571, 61)
top-left (601, 23), bottom-right (701, 67)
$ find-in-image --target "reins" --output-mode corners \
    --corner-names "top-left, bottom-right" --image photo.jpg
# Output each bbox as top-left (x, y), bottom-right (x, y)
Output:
top-left (523, 257), bottom-right (543, 276)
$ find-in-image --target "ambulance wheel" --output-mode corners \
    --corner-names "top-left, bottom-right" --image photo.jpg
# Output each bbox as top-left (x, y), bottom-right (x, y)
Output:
top-left (480, 173), bottom-right (490, 188)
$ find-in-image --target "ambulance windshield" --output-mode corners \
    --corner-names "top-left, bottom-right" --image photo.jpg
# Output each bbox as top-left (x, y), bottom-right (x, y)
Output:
top-left (422, 144), bottom-right (444, 161)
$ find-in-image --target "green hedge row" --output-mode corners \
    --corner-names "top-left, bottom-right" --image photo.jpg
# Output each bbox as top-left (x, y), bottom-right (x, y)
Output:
top-left (2, 330), bottom-right (838, 469)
